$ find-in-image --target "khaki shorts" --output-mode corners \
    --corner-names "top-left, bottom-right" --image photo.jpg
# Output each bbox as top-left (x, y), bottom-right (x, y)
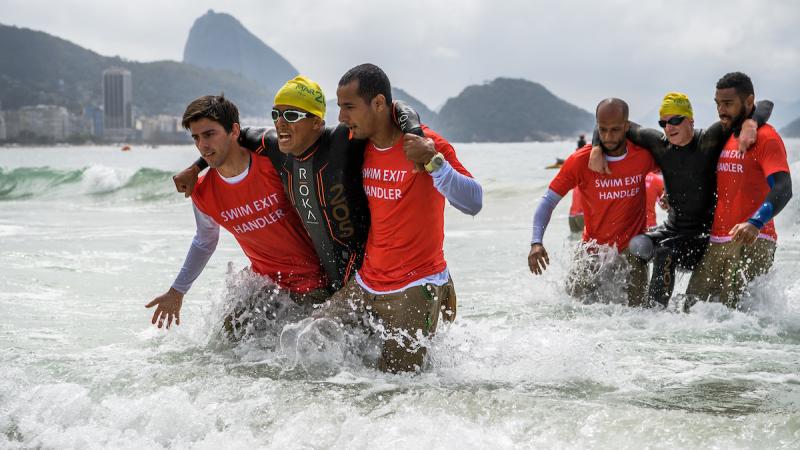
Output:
top-left (314, 276), bottom-right (455, 373)
top-left (686, 238), bottom-right (776, 308)
top-left (741, 238), bottom-right (776, 281)
top-left (568, 215), bottom-right (585, 234)
top-left (565, 247), bottom-right (648, 307)
top-left (223, 288), bottom-right (329, 341)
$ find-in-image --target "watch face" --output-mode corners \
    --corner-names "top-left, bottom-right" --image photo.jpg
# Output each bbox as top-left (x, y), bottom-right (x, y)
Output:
top-left (426, 153), bottom-right (445, 173)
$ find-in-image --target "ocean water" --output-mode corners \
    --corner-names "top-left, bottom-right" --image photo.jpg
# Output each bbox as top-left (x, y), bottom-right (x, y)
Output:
top-left (1, 141), bottom-right (799, 449)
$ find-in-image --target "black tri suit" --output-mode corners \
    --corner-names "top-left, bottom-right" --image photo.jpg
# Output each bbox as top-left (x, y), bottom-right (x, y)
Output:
top-left (593, 100), bottom-right (773, 306)
top-left (192, 101), bottom-right (424, 293)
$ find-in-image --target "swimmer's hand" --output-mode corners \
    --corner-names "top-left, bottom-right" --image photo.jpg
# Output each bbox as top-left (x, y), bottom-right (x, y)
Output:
top-left (145, 288), bottom-right (184, 329)
top-left (173, 165), bottom-right (202, 197)
top-left (403, 133), bottom-right (436, 173)
top-left (737, 118), bottom-right (757, 154)
top-left (729, 222), bottom-right (759, 245)
top-left (528, 243), bottom-right (550, 275)
top-left (588, 146), bottom-right (611, 175)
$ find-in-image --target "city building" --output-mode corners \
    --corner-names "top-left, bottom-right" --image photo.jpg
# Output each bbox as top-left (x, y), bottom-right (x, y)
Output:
top-left (103, 67), bottom-right (135, 141)
top-left (18, 105), bottom-right (69, 140)
top-left (83, 105), bottom-right (104, 138)
top-left (138, 115), bottom-right (189, 143)
top-left (3, 110), bottom-right (21, 139)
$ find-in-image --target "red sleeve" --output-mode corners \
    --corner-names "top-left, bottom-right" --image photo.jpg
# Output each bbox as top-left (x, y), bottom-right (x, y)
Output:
top-left (549, 153), bottom-right (581, 197)
top-left (756, 134), bottom-right (790, 177)
top-left (648, 172), bottom-right (665, 195)
top-left (646, 152), bottom-right (658, 173)
top-left (422, 126), bottom-right (473, 178)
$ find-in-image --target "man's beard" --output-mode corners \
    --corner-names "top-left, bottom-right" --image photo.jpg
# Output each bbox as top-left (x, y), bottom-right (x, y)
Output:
top-left (721, 108), bottom-right (747, 133)
top-left (601, 140), bottom-right (623, 153)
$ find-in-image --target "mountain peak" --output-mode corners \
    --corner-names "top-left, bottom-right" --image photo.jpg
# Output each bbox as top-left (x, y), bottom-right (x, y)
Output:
top-left (182, 11), bottom-right (298, 95)
top-left (781, 116), bottom-right (800, 138)
top-left (437, 77), bottom-right (593, 142)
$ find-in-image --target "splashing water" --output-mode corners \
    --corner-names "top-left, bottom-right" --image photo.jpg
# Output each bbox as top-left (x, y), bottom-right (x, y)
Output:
top-left (2, 143), bottom-right (800, 448)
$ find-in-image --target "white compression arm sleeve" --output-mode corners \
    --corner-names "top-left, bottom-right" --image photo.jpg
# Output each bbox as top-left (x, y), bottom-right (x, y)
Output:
top-left (171, 205), bottom-right (220, 293)
top-left (430, 160), bottom-right (483, 216)
top-left (531, 189), bottom-right (563, 244)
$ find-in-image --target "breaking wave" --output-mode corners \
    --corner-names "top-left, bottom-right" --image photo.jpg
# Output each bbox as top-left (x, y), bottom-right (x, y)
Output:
top-left (0, 165), bottom-right (178, 201)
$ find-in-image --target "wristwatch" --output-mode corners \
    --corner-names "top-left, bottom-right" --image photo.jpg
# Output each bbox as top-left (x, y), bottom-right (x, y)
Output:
top-left (424, 152), bottom-right (445, 173)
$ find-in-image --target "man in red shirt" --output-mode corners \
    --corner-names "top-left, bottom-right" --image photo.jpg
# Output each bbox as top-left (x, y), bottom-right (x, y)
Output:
top-left (687, 72), bottom-right (793, 308)
top-left (314, 64), bottom-right (483, 372)
top-left (528, 99), bottom-right (656, 306)
top-left (145, 95), bottom-right (327, 334)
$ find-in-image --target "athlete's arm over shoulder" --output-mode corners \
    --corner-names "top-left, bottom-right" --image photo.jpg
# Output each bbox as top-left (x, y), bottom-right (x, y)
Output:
top-left (173, 127), bottom-right (276, 196)
top-left (591, 121), bottom-right (664, 151)
top-left (239, 126), bottom-right (276, 152)
top-left (588, 123), bottom-right (663, 174)
top-left (701, 100), bottom-right (773, 154)
top-left (626, 122), bottom-right (666, 152)
top-left (392, 100), bottom-right (424, 137)
top-left (737, 100), bottom-right (774, 152)
top-left (195, 126), bottom-right (274, 170)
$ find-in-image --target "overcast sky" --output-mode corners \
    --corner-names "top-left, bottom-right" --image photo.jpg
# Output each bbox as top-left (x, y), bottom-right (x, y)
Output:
top-left (4, 0), bottom-right (799, 124)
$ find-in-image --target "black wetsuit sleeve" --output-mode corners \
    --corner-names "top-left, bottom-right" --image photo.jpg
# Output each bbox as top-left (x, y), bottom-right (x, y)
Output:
top-left (753, 100), bottom-right (773, 126)
top-left (392, 101), bottom-right (424, 137)
top-left (190, 126), bottom-right (272, 170)
top-left (698, 122), bottom-right (728, 154)
top-left (590, 122), bottom-right (665, 153)
top-left (193, 157), bottom-right (208, 170)
top-left (699, 100), bottom-right (773, 154)
top-left (766, 171), bottom-right (793, 217)
top-left (239, 126), bottom-right (270, 151)
top-left (624, 122), bottom-right (666, 152)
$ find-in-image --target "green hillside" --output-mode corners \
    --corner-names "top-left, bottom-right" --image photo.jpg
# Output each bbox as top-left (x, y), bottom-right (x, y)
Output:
top-left (0, 23), bottom-right (273, 117)
top-left (436, 78), bottom-right (594, 142)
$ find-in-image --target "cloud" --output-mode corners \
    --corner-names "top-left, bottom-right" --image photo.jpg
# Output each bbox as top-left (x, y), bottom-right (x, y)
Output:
top-left (432, 46), bottom-right (460, 60)
top-left (2, 0), bottom-right (798, 119)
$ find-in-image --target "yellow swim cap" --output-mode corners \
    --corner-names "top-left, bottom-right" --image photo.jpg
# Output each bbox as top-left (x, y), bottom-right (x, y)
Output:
top-left (274, 76), bottom-right (326, 118)
top-left (659, 92), bottom-right (693, 119)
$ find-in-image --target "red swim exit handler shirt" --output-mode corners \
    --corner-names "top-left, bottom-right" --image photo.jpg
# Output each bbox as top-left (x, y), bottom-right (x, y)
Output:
top-left (358, 126), bottom-right (472, 291)
top-left (192, 155), bottom-right (325, 293)
top-left (549, 143), bottom-right (656, 250)
top-left (711, 124), bottom-right (790, 243)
